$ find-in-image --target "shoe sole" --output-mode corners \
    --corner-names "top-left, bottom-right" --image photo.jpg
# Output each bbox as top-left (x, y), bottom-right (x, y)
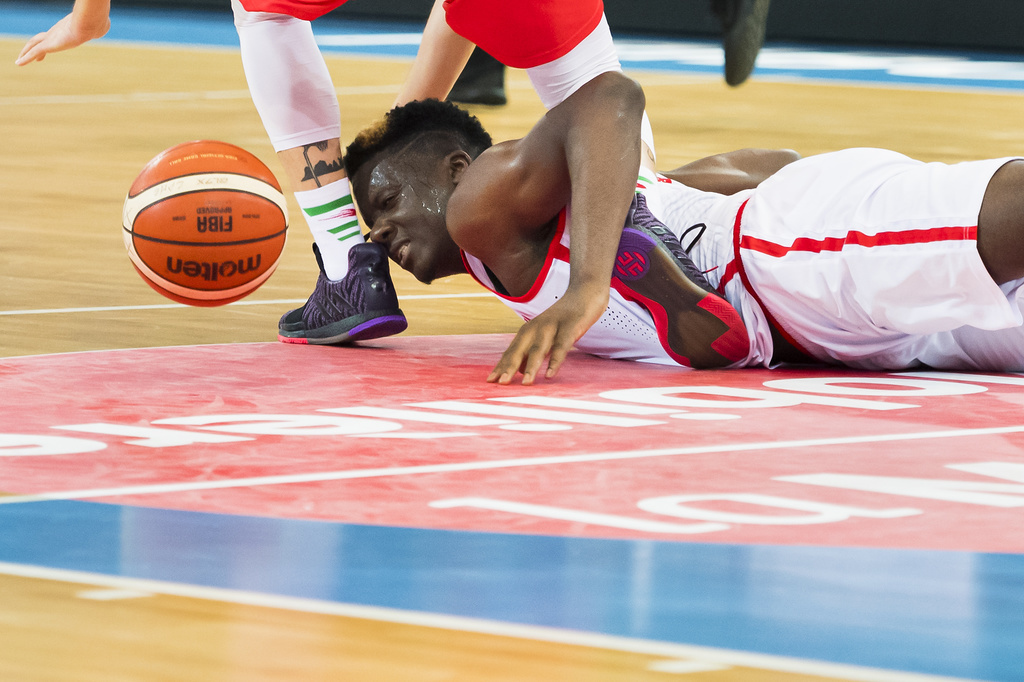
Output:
top-left (611, 226), bottom-right (749, 368)
top-left (278, 310), bottom-right (408, 345)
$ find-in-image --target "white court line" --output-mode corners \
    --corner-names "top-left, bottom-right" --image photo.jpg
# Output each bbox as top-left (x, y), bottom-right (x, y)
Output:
top-left (0, 74), bottom-right (677, 109)
top-left (0, 561), bottom-right (977, 682)
top-left (0, 83), bottom-right (403, 107)
top-left (3, 425), bottom-right (1024, 506)
top-left (0, 292), bottom-right (493, 316)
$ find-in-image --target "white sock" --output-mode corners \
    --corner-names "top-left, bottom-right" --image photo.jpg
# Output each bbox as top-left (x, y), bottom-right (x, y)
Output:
top-left (294, 178), bottom-right (361, 281)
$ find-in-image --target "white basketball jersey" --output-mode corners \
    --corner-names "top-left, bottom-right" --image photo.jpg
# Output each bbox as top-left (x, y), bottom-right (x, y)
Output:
top-left (460, 174), bottom-right (770, 367)
top-left (462, 153), bottom-right (1024, 373)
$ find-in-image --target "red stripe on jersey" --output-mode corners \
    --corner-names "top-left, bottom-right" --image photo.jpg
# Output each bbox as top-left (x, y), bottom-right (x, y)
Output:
top-left (461, 210), bottom-right (569, 303)
top-left (740, 225), bottom-right (977, 258)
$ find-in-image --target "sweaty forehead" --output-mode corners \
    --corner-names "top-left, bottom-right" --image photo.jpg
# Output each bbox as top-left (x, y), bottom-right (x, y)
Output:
top-left (350, 152), bottom-right (392, 202)
top-left (367, 159), bottom-right (394, 191)
top-left (355, 145), bottom-right (425, 194)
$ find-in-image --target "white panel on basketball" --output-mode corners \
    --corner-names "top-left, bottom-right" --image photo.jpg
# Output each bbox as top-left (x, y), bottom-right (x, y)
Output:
top-left (122, 172), bottom-right (288, 229)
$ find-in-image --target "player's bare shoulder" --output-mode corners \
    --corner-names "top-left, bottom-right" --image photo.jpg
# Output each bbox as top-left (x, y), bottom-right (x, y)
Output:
top-left (447, 140), bottom-right (531, 252)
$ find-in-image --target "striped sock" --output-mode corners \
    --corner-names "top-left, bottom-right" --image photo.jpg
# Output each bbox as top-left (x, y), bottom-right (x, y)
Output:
top-left (294, 178), bottom-right (361, 281)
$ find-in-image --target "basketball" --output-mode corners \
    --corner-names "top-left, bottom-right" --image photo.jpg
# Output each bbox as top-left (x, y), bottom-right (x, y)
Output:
top-left (122, 140), bottom-right (289, 306)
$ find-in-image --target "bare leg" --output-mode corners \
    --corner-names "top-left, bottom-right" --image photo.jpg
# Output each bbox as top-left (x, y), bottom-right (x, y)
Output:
top-left (977, 160), bottom-right (1024, 285)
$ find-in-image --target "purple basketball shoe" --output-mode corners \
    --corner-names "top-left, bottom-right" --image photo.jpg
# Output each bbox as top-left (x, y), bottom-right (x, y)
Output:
top-left (611, 194), bottom-right (749, 368)
top-left (278, 242), bottom-right (408, 345)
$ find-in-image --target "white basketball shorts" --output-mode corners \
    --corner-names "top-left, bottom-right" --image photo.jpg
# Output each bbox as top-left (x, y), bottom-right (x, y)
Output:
top-left (736, 148), bottom-right (1024, 371)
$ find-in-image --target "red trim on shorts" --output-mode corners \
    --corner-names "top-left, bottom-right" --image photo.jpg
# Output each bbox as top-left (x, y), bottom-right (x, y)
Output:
top-left (716, 260), bottom-right (738, 294)
top-left (740, 225), bottom-right (977, 257)
top-left (730, 200), bottom-right (814, 359)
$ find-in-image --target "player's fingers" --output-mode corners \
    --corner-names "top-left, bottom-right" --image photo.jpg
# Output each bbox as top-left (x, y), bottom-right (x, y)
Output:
top-left (542, 330), bottom-right (577, 380)
top-left (16, 35), bottom-right (47, 65)
top-left (488, 359), bottom-right (527, 385)
top-left (487, 338), bottom-right (530, 384)
top-left (487, 324), bottom-right (554, 385)
top-left (517, 325), bottom-right (561, 385)
top-left (518, 342), bottom-right (551, 386)
top-left (544, 345), bottom-right (569, 380)
top-left (487, 362), bottom-right (517, 385)
top-left (15, 50), bottom-right (44, 66)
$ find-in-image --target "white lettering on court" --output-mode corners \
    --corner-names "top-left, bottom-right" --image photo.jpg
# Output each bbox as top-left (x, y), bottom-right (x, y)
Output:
top-left (777, 463), bottom-right (1024, 507)
top-left (636, 493), bottom-right (920, 525)
top-left (600, 386), bottom-right (915, 411)
top-left (430, 498), bottom-right (729, 534)
top-left (763, 376), bottom-right (987, 397)
top-left (155, 414), bottom-right (401, 436)
top-left (0, 434), bottom-right (107, 457)
top-left (1, 373), bottom-right (1020, 453)
top-left (53, 424), bottom-right (250, 448)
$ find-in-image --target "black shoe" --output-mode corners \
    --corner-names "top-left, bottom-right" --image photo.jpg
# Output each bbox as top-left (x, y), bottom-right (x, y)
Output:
top-left (447, 47), bottom-right (507, 106)
top-left (711, 0), bottom-right (771, 86)
top-left (278, 243), bottom-right (407, 345)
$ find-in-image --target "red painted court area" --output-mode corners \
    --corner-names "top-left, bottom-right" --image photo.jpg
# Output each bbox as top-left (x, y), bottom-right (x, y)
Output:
top-left (2, 335), bottom-right (1022, 554)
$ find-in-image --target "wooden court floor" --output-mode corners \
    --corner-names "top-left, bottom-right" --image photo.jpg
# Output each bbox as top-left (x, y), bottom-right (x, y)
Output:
top-left (2, 21), bottom-right (1024, 682)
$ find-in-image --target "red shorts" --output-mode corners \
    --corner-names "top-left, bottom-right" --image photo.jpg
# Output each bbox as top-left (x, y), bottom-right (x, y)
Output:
top-left (238, 0), bottom-right (347, 22)
top-left (443, 0), bottom-right (604, 69)
top-left (239, 0), bottom-right (605, 70)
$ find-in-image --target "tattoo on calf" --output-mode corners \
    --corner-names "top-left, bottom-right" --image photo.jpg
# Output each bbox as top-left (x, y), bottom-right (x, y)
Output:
top-left (301, 141), bottom-right (344, 186)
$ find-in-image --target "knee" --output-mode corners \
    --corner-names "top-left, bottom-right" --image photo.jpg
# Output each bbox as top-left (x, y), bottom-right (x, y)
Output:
top-left (977, 159), bottom-right (1024, 285)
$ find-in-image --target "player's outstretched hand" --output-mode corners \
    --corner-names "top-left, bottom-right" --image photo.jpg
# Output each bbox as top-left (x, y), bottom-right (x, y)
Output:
top-left (15, 11), bottom-right (110, 66)
top-left (487, 288), bottom-right (608, 385)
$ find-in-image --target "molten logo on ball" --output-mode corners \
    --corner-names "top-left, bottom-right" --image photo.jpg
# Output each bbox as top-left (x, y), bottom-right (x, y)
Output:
top-left (122, 140), bottom-right (289, 307)
top-left (166, 256), bottom-right (263, 281)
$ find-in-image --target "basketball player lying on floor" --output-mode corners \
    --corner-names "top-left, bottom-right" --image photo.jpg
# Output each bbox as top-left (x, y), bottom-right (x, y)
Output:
top-left (342, 72), bottom-right (1024, 385)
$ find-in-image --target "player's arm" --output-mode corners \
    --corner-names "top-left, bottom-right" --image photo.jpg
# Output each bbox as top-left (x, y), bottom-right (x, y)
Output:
top-left (661, 148), bottom-right (801, 195)
top-left (447, 132), bottom-right (574, 272)
top-left (480, 71), bottom-right (646, 385)
top-left (393, 0), bottom-right (477, 107)
top-left (15, 0), bottom-right (111, 65)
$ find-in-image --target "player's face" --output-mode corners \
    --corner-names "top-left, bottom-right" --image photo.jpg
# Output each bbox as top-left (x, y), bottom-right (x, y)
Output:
top-left (352, 150), bottom-right (465, 284)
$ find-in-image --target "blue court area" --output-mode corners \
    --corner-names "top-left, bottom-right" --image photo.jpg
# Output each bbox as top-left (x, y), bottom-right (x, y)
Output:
top-left (2, 500), bottom-right (1022, 681)
top-left (4, 1), bottom-right (1024, 91)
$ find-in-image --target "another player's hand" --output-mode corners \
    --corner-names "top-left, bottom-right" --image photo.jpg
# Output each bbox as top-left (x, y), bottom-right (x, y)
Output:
top-left (487, 287), bottom-right (609, 385)
top-left (15, 11), bottom-right (110, 66)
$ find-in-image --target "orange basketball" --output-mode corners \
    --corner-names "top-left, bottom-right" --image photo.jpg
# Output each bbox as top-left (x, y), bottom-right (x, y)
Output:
top-left (122, 140), bottom-right (289, 306)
